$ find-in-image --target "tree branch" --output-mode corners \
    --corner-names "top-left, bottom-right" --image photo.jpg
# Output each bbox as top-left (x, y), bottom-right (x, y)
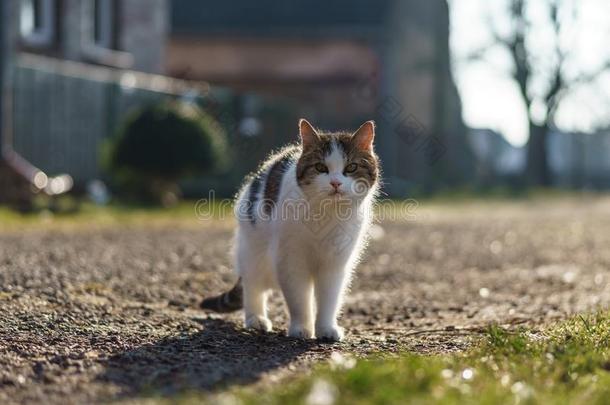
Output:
top-left (569, 60), bottom-right (610, 89)
top-left (544, 0), bottom-right (566, 121)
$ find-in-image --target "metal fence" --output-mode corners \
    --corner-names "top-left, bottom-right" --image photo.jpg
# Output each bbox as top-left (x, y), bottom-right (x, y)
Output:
top-left (11, 53), bottom-right (213, 183)
top-left (10, 53), bottom-right (299, 196)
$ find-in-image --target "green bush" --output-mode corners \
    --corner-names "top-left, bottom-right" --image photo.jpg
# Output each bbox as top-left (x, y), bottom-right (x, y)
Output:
top-left (105, 102), bottom-right (229, 204)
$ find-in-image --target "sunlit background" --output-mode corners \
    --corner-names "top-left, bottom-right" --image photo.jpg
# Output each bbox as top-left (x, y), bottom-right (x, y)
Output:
top-left (451, 0), bottom-right (610, 146)
top-left (2, 0), bottom-right (610, 210)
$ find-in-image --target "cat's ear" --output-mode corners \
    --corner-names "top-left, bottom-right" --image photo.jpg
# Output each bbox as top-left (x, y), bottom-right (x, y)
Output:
top-left (352, 120), bottom-right (375, 151)
top-left (299, 118), bottom-right (320, 150)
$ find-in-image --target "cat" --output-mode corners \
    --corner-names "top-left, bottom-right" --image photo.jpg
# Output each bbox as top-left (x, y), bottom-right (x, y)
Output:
top-left (201, 119), bottom-right (379, 341)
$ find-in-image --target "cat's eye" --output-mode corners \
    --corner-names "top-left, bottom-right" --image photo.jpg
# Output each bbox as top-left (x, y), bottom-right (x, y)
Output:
top-left (344, 163), bottom-right (358, 174)
top-left (315, 163), bottom-right (329, 173)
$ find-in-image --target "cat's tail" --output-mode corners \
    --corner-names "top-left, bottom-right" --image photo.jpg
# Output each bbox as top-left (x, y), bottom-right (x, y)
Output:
top-left (200, 278), bottom-right (243, 313)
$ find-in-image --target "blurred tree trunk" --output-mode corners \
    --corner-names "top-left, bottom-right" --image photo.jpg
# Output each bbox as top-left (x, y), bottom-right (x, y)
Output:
top-left (526, 123), bottom-right (550, 186)
top-left (506, 0), bottom-right (553, 187)
top-left (429, 0), bottom-right (475, 190)
top-left (470, 0), bottom-right (609, 187)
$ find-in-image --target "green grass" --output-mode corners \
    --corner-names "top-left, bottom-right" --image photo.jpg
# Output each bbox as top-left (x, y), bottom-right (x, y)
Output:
top-left (0, 200), bottom-right (234, 231)
top-left (234, 313), bottom-right (610, 405)
top-left (2, 192), bottom-right (606, 231)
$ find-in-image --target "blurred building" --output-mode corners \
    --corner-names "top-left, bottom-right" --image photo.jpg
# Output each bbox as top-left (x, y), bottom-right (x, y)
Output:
top-left (548, 130), bottom-right (610, 189)
top-left (168, 0), bottom-right (474, 195)
top-left (3, 0), bottom-right (475, 199)
top-left (468, 129), bottom-right (525, 183)
top-left (1, 0), bottom-right (32, 206)
top-left (17, 0), bottom-right (167, 72)
top-left (1, 0), bottom-right (174, 195)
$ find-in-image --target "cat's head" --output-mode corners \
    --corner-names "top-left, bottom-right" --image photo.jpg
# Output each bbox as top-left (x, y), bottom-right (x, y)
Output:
top-left (296, 119), bottom-right (379, 202)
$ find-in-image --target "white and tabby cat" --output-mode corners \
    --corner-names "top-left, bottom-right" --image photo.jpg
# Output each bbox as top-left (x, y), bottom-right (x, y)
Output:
top-left (201, 119), bottom-right (379, 341)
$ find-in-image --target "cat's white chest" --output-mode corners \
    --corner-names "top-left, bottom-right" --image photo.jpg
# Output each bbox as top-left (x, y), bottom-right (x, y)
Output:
top-left (291, 210), bottom-right (367, 266)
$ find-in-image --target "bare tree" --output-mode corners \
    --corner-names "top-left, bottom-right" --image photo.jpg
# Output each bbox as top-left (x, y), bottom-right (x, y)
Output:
top-left (471, 0), bottom-right (610, 186)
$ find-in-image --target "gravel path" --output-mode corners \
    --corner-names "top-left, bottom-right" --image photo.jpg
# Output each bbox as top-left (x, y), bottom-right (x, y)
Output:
top-left (1, 197), bottom-right (610, 404)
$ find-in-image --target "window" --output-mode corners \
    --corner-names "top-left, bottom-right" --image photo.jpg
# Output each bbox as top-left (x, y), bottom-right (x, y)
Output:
top-left (82, 0), bottom-right (131, 67)
top-left (20, 0), bottom-right (56, 47)
top-left (92, 0), bottom-right (117, 49)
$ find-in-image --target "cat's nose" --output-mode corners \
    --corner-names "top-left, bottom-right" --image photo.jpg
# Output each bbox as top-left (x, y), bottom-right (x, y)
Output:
top-left (330, 180), bottom-right (342, 190)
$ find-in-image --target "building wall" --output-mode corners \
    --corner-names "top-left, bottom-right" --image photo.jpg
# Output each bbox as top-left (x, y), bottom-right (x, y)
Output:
top-left (1, 0), bottom-right (18, 152)
top-left (378, 0), bottom-right (473, 194)
top-left (121, 0), bottom-right (168, 73)
top-left (0, 1), bottom-right (7, 153)
top-left (1, 1), bottom-right (35, 206)
top-left (59, 0), bottom-right (83, 62)
top-left (167, 37), bottom-right (379, 128)
top-left (25, 0), bottom-right (168, 74)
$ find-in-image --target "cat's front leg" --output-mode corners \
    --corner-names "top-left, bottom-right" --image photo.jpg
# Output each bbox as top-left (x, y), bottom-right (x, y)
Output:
top-left (314, 267), bottom-right (349, 341)
top-left (277, 255), bottom-right (315, 339)
top-left (243, 277), bottom-right (273, 332)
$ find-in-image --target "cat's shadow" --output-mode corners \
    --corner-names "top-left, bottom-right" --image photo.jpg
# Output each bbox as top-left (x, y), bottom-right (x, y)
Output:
top-left (98, 318), bottom-right (320, 400)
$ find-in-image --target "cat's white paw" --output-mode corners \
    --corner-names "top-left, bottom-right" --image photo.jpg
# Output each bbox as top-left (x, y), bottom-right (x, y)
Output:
top-left (288, 324), bottom-right (314, 339)
top-left (245, 315), bottom-right (273, 332)
top-left (316, 325), bottom-right (344, 342)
